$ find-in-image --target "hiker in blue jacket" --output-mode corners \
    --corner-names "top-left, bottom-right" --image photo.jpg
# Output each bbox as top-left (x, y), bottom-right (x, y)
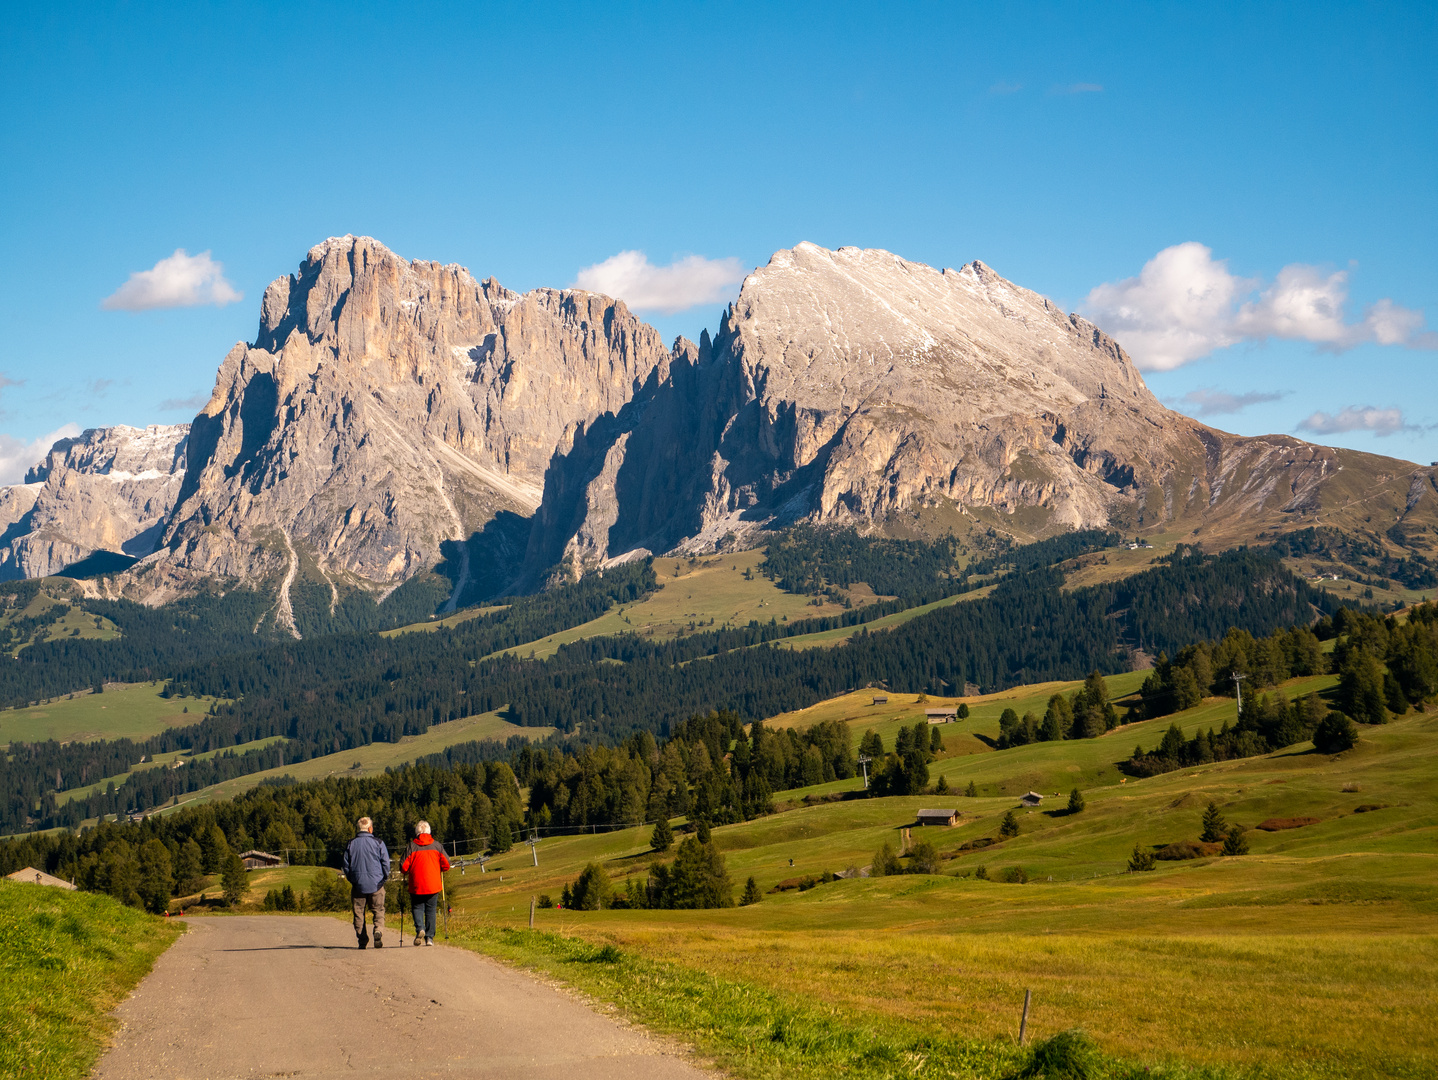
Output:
top-left (341, 816), bottom-right (391, 949)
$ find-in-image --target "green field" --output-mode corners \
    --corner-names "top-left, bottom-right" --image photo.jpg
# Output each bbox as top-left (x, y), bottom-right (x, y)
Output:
top-left (492, 549), bottom-right (869, 660)
top-left (438, 689), bottom-right (1437, 1079)
top-left (0, 879), bottom-right (179, 1080)
top-left (147, 709), bottom-right (556, 815)
top-left (0, 681), bottom-right (222, 747)
top-left (0, 585), bottom-right (121, 658)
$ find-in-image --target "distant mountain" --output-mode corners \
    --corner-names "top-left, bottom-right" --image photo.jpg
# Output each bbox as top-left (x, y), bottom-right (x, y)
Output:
top-left (0, 424), bottom-right (188, 580)
top-left (525, 242), bottom-right (1438, 579)
top-left (2, 238), bottom-right (1434, 615)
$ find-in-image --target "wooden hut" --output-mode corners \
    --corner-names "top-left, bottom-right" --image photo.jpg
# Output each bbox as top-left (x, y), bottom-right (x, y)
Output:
top-left (916, 808), bottom-right (960, 827)
top-left (239, 850), bottom-right (283, 870)
top-left (925, 707), bottom-right (958, 723)
top-left (5, 867), bottom-right (77, 890)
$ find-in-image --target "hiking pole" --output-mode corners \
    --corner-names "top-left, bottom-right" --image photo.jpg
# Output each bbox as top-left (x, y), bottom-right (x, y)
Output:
top-left (440, 871), bottom-right (449, 940)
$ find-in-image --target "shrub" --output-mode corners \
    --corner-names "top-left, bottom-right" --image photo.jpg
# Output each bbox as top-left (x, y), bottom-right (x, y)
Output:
top-left (740, 876), bottom-right (762, 905)
top-left (306, 871), bottom-right (350, 912)
top-left (1020, 1028), bottom-right (1105, 1080)
top-left (537, 893), bottom-right (554, 908)
top-left (999, 810), bottom-right (1019, 838)
top-left (957, 703), bottom-right (970, 719)
top-left (1222, 825), bottom-right (1250, 856)
top-left (1127, 844), bottom-right (1155, 872)
top-left (973, 865), bottom-right (989, 880)
top-left (1001, 866), bottom-right (1028, 884)
top-left (1313, 712), bottom-right (1359, 753)
top-left (1066, 787), bottom-right (1085, 814)
top-left (1256, 817), bottom-right (1320, 831)
top-left (906, 839), bottom-right (940, 875)
top-left (1155, 840), bottom-right (1221, 860)
top-left (871, 841), bottom-right (902, 877)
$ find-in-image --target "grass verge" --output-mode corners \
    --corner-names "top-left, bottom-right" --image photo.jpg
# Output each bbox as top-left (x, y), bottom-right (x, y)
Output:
top-left (0, 880), bottom-right (180, 1080)
top-left (454, 923), bottom-right (1266, 1080)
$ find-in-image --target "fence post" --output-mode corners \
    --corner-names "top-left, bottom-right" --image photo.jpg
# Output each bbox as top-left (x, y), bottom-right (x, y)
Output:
top-left (1019, 988), bottom-right (1031, 1046)
top-left (529, 895), bottom-right (536, 929)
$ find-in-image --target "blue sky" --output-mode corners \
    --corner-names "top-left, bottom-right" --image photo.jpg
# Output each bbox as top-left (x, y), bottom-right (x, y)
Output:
top-left (1, 1), bottom-right (1435, 481)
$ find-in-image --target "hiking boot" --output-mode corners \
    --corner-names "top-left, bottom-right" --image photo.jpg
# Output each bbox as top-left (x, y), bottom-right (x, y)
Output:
top-left (414, 935), bottom-right (423, 947)
top-left (425, 938), bottom-right (434, 946)
top-left (358, 933), bottom-right (369, 950)
top-left (374, 933), bottom-right (383, 948)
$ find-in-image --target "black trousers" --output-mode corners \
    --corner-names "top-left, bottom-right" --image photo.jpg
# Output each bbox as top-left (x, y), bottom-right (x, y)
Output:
top-left (410, 891), bottom-right (438, 939)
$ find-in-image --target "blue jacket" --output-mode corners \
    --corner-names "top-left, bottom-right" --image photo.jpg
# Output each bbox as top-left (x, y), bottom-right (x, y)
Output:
top-left (342, 831), bottom-right (391, 894)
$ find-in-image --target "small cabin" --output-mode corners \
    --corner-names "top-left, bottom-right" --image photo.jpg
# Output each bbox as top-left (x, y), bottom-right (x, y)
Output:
top-left (925, 707), bottom-right (958, 724)
top-left (239, 850), bottom-right (283, 870)
top-left (5, 866), bottom-right (77, 890)
top-left (1019, 791), bottom-right (1044, 808)
top-left (871, 695), bottom-right (889, 705)
top-left (916, 808), bottom-right (959, 827)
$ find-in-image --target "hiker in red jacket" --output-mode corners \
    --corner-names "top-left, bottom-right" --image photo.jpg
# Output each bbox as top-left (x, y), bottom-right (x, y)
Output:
top-left (400, 821), bottom-right (451, 946)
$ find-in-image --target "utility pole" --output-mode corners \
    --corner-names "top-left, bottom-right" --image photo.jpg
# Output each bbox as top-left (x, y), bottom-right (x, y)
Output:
top-left (858, 754), bottom-right (872, 789)
top-left (528, 828), bottom-right (539, 867)
top-left (1232, 672), bottom-right (1247, 718)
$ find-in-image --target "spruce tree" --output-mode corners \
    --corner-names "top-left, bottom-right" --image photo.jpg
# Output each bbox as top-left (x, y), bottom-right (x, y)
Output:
top-left (1067, 787), bottom-right (1085, 814)
top-left (740, 876), bottom-right (763, 905)
top-left (695, 818), bottom-right (712, 843)
top-left (871, 841), bottom-right (901, 877)
top-left (1127, 844), bottom-right (1155, 871)
top-left (957, 703), bottom-right (970, 719)
top-left (650, 816), bottom-right (674, 852)
top-left (930, 725), bottom-right (944, 754)
top-left (491, 817), bottom-right (513, 853)
top-left (965, 780), bottom-right (978, 797)
top-left (137, 838), bottom-right (174, 914)
top-left (1221, 825), bottom-right (1250, 856)
top-left (999, 810), bottom-right (1019, 838)
top-left (220, 852), bottom-right (248, 906)
top-left (935, 775), bottom-right (950, 795)
top-left (1200, 800), bottom-right (1227, 843)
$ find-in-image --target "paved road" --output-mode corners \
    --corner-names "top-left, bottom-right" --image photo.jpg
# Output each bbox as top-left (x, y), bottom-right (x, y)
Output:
top-left (92, 916), bottom-right (710, 1080)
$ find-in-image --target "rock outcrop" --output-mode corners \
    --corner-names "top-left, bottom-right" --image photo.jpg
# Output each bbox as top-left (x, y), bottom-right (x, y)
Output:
top-left (152, 235), bottom-right (674, 623)
top-left (0, 425), bottom-right (188, 579)
top-left (525, 243), bottom-right (1438, 576)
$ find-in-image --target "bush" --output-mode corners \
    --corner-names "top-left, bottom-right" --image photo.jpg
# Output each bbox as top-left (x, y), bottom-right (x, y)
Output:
top-left (871, 841), bottom-right (902, 877)
top-left (906, 839), bottom-right (940, 875)
top-left (306, 871), bottom-right (350, 911)
top-left (1127, 844), bottom-right (1155, 872)
top-left (1313, 712), bottom-right (1359, 753)
top-left (1066, 787), bottom-right (1084, 814)
top-left (537, 893), bottom-right (554, 908)
top-left (1222, 825), bottom-right (1250, 856)
top-left (1001, 866), bottom-right (1028, 884)
top-left (1020, 1028), bottom-right (1106, 1080)
top-left (973, 865), bottom-right (989, 880)
top-left (1154, 840), bottom-right (1221, 860)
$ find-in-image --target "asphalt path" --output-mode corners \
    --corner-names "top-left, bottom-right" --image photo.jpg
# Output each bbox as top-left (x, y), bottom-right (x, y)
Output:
top-left (92, 915), bottom-right (711, 1080)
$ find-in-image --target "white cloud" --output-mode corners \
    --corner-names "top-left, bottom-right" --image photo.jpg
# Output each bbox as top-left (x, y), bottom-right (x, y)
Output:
top-left (1296, 406), bottom-right (1412, 437)
top-left (572, 251), bottom-right (746, 315)
top-left (158, 392), bottom-right (211, 413)
top-left (1173, 388), bottom-right (1285, 417)
top-left (102, 249), bottom-right (243, 311)
top-left (0, 424), bottom-right (82, 485)
top-left (1084, 243), bottom-right (1434, 370)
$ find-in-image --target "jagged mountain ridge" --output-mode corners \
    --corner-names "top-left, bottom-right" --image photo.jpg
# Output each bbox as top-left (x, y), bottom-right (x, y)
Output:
top-left (0, 425), bottom-right (188, 580)
top-left (525, 242), bottom-right (1438, 579)
top-left (3, 238), bottom-right (1434, 615)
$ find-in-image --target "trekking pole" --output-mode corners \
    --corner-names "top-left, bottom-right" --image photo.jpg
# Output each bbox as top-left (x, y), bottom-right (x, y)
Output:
top-left (440, 872), bottom-right (449, 940)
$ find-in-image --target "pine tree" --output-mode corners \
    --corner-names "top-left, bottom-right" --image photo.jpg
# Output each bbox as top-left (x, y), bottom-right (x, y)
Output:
top-left (957, 704), bottom-right (970, 719)
top-left (221, 852), bottom-right (248, 906)
top-left (137, 838), bottom-right (173, 914)
top-left (491, 817), bottom-right (513, 853)
top-left (175, 838), bottom-right (205, 895)
top-left (650, 816), bottom-right (674, 852)
top-left (740, 876), bottom-right (763, 905)
top-left (999, 810), bottom-right (1019, 838)
top-left (871, 841), bottom-right (901, 877)
top-left (930, 726), bottom-right (944, 754)
top-left (934, 775), bottom-right (950, 795)
top-left (1200, 800), bottom-right (1227, 843)
top-left (695, 818), bottom-right (712, 843)
top-left (1221, 825), bottom-right (1250, 856)
top-left (965, 780), bottom-right (978, 797)
top-left (1067, 787), bottom-right (1085, 814)
top-left (1127, 844), bottom-right (1156, 871)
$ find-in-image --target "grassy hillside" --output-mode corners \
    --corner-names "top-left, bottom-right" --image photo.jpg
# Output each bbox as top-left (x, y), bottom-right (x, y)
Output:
top-left (0, 880), bottom-right (179, 1080)
top-left (0, 681), bottom-right (223, 747)
top-left (441, 695), bottom-right (1437, 1079)
top-left (491, 549), bottom-right (866, 660)
top-left (0, 584), bottom-right (120, 658)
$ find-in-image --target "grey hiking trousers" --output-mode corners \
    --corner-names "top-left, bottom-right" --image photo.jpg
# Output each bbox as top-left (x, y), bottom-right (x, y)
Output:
top-left (352, 888), bottom-right (384, 940)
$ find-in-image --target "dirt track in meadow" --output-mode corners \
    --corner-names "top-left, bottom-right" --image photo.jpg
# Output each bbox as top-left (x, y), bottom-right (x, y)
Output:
top-left (91, 915), bottom-right (709, 1080)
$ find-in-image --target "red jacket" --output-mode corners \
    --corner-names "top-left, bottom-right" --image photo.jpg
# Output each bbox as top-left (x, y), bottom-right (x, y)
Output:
top-left (401, 834), bottom-right (451, 895)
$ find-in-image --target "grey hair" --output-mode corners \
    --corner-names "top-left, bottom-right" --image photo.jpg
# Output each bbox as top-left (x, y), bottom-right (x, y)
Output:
top-left (357, 816), bottom-right (373, 831)
top-left (415, 820), bottom-right (431, 835)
